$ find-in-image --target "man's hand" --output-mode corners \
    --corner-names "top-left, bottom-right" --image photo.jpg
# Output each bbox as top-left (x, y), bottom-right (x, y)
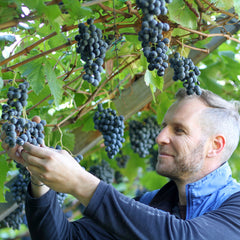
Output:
top-left (21, 143), bottom-right (100, 206)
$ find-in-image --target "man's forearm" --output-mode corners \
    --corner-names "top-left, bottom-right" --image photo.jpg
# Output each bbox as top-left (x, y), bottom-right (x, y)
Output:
top-left (70, 170), bottom-right (100, 207)
top-left (29, 175), bottom-right (50, 198)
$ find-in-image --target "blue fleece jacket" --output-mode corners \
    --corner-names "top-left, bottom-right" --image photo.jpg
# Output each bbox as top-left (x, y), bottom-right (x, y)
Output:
top-left (25, 162), bottom-right (240, 240)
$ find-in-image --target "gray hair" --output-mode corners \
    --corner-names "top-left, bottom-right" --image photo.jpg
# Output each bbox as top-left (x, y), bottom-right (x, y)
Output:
top-left (175, 88), bottom-right (240, 162)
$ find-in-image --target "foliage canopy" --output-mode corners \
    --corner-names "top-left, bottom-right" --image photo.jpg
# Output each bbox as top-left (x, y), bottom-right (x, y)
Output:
top-left (1, 0), bottom-right (240, 237)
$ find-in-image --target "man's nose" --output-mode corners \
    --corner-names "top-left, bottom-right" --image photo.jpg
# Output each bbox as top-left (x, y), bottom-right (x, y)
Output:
top-left (155, 126), bottom-right (170, 145)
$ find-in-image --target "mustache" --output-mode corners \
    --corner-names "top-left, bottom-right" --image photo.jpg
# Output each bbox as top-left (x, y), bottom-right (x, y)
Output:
top-left (158, 147), bottom-right (175, 156)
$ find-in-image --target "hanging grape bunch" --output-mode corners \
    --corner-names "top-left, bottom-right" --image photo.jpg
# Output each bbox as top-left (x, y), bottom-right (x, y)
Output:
top-left (136, 0), bottom-right (172, 77)
top-left (129, 116), bottom-right (160, 158)
top-left (89, 160), bottom-right (115, 184)
top-left (169, 52), bottom-right (202, 95)
top-left (75, 18), bottom-right (112, 86)
top-left (10, 173), bottom-right (29, 204)
top-left (115, 150), bottom-right (129, 168)
top-left (1, 81), bottom-right (46, 148)
top-left (2, 81), bottom-right (29, 120)
top-left (0, 204), bottom-right (25, 230)
top-left (93, 104), bottom-right (125, 159)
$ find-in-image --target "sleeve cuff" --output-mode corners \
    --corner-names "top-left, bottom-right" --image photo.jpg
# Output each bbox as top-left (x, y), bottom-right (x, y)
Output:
top-left (25, 183), bottom-right (56, 207)
top-left (84, 181), bottom-right (109, 217)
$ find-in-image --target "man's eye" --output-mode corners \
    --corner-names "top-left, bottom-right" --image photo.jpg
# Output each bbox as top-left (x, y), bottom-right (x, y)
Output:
top-left (175, 127), bottom-right (185, 134)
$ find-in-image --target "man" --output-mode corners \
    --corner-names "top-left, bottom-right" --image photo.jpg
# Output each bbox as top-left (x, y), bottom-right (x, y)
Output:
top-left (2, 88), bottom-right (240, 240)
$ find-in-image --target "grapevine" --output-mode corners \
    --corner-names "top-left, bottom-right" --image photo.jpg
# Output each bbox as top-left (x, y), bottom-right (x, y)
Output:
top-left (114, 171), bottom-right (124, 184)
top-left (148, 149), bottom-right (158, 171)
top-left (89, 160), bottom-right (115, 184)
top-left (10, 173), bottom-right (29, 204)
top-left (0, 204), bottom-right (25, 230)
top-left (1, 82), bottom-right (46, 148)
top-left (129, 116), bottom-right (160, 158)
top-left (115, 150), bottom-right (129, 168)
top-left (93, 103), bottom-right (125, 159)
top-left (137, 0), bottom-right (172, 76)
top-left (169, 52), bottom-right (202, 95)
top-left (75, 18), bottom-right (112, 86)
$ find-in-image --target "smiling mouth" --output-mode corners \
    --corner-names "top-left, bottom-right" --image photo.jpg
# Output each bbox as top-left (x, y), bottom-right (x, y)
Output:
top-left (159, 152), bottom-right (174, 157)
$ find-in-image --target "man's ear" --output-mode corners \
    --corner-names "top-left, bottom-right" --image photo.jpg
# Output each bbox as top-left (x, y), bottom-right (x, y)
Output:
top-left (207, 135), bottom-right (226, 158)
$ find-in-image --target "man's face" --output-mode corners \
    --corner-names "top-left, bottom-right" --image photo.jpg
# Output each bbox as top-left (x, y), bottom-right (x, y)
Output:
top-left (155, 98), bottom-right (210, 182)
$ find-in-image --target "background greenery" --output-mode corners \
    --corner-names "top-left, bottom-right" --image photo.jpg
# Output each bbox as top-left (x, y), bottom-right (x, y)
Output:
top-left (1, 0), bottom-right (240, 238)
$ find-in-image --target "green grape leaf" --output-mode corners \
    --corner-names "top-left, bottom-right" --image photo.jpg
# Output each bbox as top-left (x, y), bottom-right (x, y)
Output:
top-left (168, 0), bottom-right (198, 29)
top-left (62, 0), bottom-right (92, 18)
top-left (44, 62), bottom-right (63, 108)
top-left (144, 70), bottom-right (164, 102)
top-left (233, 0), bottom-right (240, 16)
top-left (48, 34), bottom-right (67, 49)
top-left (140, 52), bottom-right (148, 69)
top-left (0, 157), bottom-right (10, 203)
top-left (22, 0), bottom-right (45, 12)
top-left (80, 112), bottom-right (95, 132)
top-left (210, 0), bottom-right (234, 10)
top-left (156, 92), bottom-right (173, 124)
top-left (51, 129), bottom-right (75, 152)
top-left (0, 76), bottom-right (3, 90)
top-left (43, 4), bottom-right (61, 32)
top-left (20, 58), bottom-right (45, 95)
top-left (199, 65), bottom-right (224, 95)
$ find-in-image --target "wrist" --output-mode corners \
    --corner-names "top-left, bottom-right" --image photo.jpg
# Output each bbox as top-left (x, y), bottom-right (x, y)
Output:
top-left (30, 176), bottom-right (44, 186)
top-left (72, 170), bottom-right (100, 207)
top-left (31, 178), bottom-right (45, 187)
top-left (29, 176), bottom-right (50, 198)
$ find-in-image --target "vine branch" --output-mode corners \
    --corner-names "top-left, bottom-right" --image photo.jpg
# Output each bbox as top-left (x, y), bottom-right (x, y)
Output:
top-left (1, 39), bottom-right (76, 73)
top-left (175, 39), bottom-right (209, 53)
top-left (55, 55), bottom-right (140, 129)
top-left (0, 32), bottom-right (57, 67)
top-left (178, 24), bottom-right (240, 44)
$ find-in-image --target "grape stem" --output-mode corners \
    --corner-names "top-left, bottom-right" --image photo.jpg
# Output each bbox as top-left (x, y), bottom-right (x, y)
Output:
top-left (98, 3), bottom-right (133, 18)
top-left (0, 32), bottom-right (57, 67)
top-left (178, 25), bottom-right (240, 44)
top-left (200, 0), bottom-right (239, 20)
top-left (175, 39), bottom-right (209, 53)
top-left (1, 39), bottom-right (75, 73)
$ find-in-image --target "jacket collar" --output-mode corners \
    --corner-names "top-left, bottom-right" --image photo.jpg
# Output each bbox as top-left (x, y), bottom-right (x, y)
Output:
top-left (186, 161), bottom-right (232, 198)
top-left (149, 162), bottom-right (232, 211)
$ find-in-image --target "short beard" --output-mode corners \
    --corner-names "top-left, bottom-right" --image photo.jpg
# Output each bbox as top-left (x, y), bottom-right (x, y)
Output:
top-left (157, 140), bottom-right (206, 182)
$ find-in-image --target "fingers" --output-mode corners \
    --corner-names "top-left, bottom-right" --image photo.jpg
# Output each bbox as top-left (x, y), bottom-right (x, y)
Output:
top-left (23, 142), bottom-right (52, 158)
top-left (2, 141), bottom-right (26, 165)
top-left (21, 150), bottom-right (41, 166)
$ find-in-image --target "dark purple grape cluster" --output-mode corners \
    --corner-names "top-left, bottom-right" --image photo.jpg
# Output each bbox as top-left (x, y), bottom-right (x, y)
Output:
top-left (1, 118), bottom-right (46, 148)
top-left (136, 0), bottom-right (172, 76)
top-left (136, 0), bottom-right (172, 16)
top-left (10, 173), bottom-right (29, 204)
top-left (93, 104), bottom-right (125, 159)
top-left (89, 160), bottom-right (114, 184)
top-left (129, 116), bottom-right (160, 158)
top-left (115, 150), bottom-right (129, 168)
top-left (148, 148), bottom-right (158, 171)
top-left (114, 171), bottom-right (124, 184)
top-left (169, 52), bottom-right (202, 95)
top-left (1, 82), bottom-right (47, 148)
top-left (0, 204), bottom-right (25, 230)
top-left (75, 18), bottom-right (112, 86)
top-left (2, 81), bottom-right (29, 120)
top-left (16, 162), bottom-right (30, 178)
top-left (56, 192), bottom-right (67, 207)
